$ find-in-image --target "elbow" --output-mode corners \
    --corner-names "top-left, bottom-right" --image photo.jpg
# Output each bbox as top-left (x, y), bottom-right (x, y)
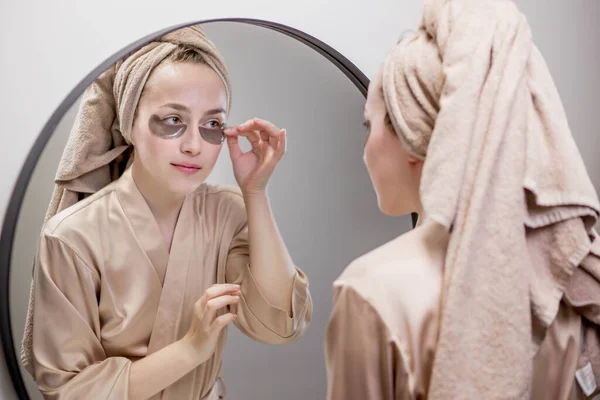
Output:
top-left (275, 287), bottom-right (313, 344)
top-left (271, 317), bottom-right (311, 345)
top-left (270, 296), bottom-right (313, 345)
top-left (235, 294), bottom-right (312, 345)
top-left (32, 357), bottom-right (131, 400)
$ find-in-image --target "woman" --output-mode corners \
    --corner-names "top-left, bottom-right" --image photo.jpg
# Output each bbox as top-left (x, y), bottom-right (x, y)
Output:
top-left (325, 1), bottom-right (600, 399)
top-left (22, 25), bottom-right (312, 400)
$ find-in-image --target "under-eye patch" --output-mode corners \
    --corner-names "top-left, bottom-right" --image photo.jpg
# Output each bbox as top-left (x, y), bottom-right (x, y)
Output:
top-left (149, 114), bottom-right (187, 139)
top-left (149, 114), bottom-right (226, 145)
top-left (198, 123), bottom-right (226, 145)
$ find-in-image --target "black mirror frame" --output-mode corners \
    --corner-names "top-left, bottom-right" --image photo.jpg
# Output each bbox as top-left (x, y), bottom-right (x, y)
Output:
top-left (0, 17), bottom-right (418, 399)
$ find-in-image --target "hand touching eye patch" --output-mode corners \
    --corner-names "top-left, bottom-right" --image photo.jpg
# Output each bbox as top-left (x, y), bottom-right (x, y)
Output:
top-left (148, 114), bottom-right (225, 145)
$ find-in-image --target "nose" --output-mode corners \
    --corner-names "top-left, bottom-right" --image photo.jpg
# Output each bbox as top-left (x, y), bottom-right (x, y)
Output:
top-left (180, 127), bottom-right (203, 156)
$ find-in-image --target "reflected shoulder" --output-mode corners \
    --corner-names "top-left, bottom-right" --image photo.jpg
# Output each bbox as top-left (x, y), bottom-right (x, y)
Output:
top-left (43, 186), bottom-right (116, 237)
top-left (201, 183), bottom-right (243, 201)
top-left (196, 183), bottom-right (246, 225)
top-left (334, 230), bottom-right (442, 309)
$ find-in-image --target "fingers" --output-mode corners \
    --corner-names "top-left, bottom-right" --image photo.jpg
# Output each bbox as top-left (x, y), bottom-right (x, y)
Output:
top-left (203, 284), bottom-right (240, 301)
top-left (276, 129), bottom-right (286, 158)
top-left (225, 122), bottom-right (286, 160)
top-left (212, 313), bottom-right (237, 331)
top-left (226, 118), bottom-right (281, 144)
top-left (226, 127), bottom-right (261, 144)
top-left (224, 119), bottom-right (286, 171)
top-left (226, 133), bottom-right (243, 159)
top-left (204, 294), bottom-right (240, 324)
top-left (236, 118), bottom-right (280, 137)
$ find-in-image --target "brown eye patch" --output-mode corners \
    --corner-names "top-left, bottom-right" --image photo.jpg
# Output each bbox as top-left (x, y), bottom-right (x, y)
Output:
top-left (198, 123), bottom-right (226, 145)
top-left (149, 114), bottom-right (187, 139)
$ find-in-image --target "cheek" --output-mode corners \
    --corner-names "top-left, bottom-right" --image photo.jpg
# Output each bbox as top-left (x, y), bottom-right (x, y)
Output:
top-left (364, 127), bottom-right (406, 184)
top-left (136, 133), bottom-right (178, 163)
top-left (364, 128), bottom-right (388, 173)
top-left (204, 144), bottom-right (222, 163)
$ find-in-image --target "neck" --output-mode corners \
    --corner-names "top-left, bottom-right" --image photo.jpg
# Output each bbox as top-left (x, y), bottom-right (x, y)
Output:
top-left (131, 162), bottom-right (185, 223)
top-left (414, 203), bottom-right (425, 228)
top-left (414, 208), bottom-right (450, 250)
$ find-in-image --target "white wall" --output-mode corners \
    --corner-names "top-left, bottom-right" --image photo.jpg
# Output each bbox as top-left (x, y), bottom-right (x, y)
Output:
top-left (2, 1), bottom-right (600, 398)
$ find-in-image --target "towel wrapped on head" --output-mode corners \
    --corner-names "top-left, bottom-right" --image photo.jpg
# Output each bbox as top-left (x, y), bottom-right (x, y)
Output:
top-left (44, 24), bottom-right (232, 222)
top-left (381, 0), bottom-right (600, 397)
top-left (21, 24), bottom-right (232, 377)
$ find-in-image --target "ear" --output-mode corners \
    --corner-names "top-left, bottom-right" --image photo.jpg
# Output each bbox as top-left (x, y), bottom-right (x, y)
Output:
top-left (407, 155), bottom-right (421, 165)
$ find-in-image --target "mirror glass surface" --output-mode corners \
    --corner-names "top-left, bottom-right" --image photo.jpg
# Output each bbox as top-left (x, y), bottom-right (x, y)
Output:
top-left (9, 21), bottom-right (411, 399)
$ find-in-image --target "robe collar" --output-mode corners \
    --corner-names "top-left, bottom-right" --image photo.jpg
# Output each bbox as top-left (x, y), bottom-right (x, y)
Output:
top-left (115, 167), bottom-right (193, 286)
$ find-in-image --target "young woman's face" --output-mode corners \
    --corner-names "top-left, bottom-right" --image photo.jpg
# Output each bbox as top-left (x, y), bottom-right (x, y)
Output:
top-left (363, 67), bottom-right (423, 216)
top-left (130, 61), bottom-right (228, 196)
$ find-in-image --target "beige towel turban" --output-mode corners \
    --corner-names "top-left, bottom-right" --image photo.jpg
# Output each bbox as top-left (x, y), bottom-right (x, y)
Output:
top-left (382, 0), bottom-right (600, 397)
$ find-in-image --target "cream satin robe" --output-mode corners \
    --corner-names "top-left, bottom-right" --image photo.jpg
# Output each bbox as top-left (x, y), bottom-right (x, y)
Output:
top-left (30, 167), bottom-right (312, 400)
top-left (325, 237), bottom-right (587, 400)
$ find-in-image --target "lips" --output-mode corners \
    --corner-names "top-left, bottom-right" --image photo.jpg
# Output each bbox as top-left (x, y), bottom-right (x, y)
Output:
top-left (171, 162), bottom-right (201, 169)
top-left (171, 162), bottom-right (202, 175)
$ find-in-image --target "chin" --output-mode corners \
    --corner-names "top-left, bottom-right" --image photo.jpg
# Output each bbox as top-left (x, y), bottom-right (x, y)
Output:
top-left (168, 178), bottom-right (205, 196)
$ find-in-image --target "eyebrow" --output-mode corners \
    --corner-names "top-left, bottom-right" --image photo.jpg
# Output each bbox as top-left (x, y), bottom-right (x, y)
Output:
top-left (204, 108), bottom-right (226, 116)
top-left (161, 103), bottom-right (190, 112)
top-left (161, 103), bottom-right (226, 116)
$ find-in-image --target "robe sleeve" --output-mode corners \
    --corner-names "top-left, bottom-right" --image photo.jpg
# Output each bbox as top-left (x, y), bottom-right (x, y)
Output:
top-left (325, 284), bottom-right (413, 400)
top-left (30, 233), bottom-right (131, 400)
top-left (223, 193), bottom-right (312, 345)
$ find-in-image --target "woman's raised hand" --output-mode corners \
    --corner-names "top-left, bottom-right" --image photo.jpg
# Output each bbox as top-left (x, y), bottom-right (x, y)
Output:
top-left (224, 118), bottom-right (286, 195)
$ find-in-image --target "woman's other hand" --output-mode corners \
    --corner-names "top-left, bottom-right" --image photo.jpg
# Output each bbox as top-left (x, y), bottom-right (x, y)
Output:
top-left (181, 283), bottom-right (240, 363)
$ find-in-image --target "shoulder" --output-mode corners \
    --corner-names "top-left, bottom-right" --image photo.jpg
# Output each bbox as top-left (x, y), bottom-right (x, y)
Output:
top-left (203, 183), bottom-right (244, 204)
top-left (194, 183), bottom-right (245, 212)
top-left (43, 184), bottom-right (117, 246)
top-left (334, 230), bottom-right (443, 324)
top-left (190, 183), bottom-right (247, 228)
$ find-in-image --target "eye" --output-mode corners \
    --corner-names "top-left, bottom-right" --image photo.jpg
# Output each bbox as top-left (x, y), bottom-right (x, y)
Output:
top-left (204, 120), bottom-right (222, 129)
top-left (362, 120), bottom-right (371, 132)
top-left (165, 116), bottom-right (182, 125)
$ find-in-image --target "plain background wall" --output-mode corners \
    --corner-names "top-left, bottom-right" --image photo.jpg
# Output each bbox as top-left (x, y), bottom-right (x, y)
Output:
top-left (2, 1), bottom-right (600, 398)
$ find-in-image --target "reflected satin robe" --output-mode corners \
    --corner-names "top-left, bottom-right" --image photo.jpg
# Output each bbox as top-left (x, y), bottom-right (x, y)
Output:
top-left (325, 238), bottom-right (585, 400)
top-left (30, 167), bottom-right (312, 400)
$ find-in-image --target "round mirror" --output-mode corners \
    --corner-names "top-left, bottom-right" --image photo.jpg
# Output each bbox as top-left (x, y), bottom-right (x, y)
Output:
top-left (2, 19), bottom-right (414, 399)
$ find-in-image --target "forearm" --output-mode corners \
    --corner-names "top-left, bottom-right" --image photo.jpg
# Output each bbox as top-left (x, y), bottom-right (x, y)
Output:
top-left (243, 191), bottom-right (296, 314)
top-left (128, 339), bottom-right (201, 400)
